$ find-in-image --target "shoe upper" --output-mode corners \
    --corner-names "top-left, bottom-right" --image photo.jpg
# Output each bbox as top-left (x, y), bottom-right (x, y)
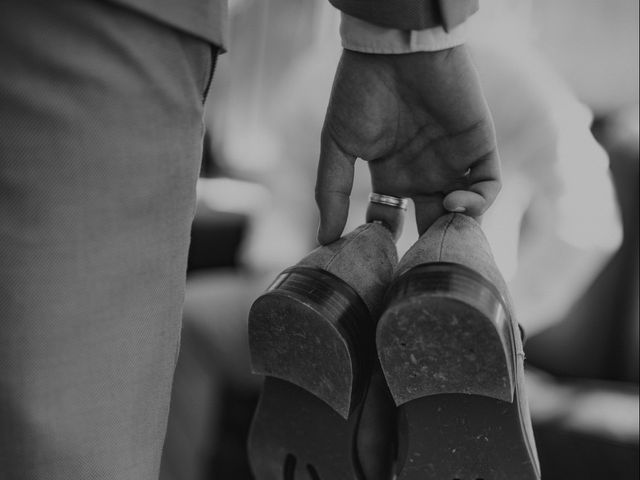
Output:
top-left (298, 223), bottom-right (397, 318)
top-left (398, 214), bottom-right (514, 312)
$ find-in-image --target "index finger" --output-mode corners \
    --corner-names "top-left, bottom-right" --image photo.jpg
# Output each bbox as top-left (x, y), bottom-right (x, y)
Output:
top-left (315, 134), bottom-right (357, 245)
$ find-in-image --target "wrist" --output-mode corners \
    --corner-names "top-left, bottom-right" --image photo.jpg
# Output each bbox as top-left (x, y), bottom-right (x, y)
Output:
top-left (340, 13), bottom-right (469, 55)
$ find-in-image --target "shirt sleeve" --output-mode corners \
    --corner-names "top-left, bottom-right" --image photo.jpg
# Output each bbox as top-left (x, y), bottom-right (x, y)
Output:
top-left (329, 0), bottom-right (478, 31)
top-left (340, 12), bottom-right (469, 54)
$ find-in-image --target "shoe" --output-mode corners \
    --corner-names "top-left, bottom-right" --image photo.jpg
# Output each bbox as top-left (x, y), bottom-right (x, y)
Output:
top-left (376, 213), bottom-right (541, 480)
top-left (248, 223), bottom-right (397, 479)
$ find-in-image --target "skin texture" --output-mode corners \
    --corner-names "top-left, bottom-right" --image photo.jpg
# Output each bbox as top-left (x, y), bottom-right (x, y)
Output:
top-left (316, 46), bottom-right (501, 244)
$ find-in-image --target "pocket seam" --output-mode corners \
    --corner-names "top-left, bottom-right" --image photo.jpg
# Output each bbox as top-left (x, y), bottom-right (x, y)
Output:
top-left (201, 45), bottom-right (218, 103)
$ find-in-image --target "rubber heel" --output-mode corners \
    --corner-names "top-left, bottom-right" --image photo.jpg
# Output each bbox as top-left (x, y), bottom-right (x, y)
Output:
top-left (377, 263), bottom-right (516, 407)
top-left (249, 266), bottom-right (373, 419)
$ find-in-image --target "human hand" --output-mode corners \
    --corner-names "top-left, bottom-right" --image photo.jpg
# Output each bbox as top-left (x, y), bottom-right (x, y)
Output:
top-left (316, 46), bottom-right (501, 244)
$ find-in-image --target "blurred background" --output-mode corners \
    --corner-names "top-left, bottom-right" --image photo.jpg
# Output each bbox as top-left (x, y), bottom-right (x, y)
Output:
top-left (159, 1), bottom-right (639, 479)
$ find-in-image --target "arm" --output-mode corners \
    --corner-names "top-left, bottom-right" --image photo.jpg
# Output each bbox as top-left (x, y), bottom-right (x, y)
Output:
top-left (475, 40), bottom-right (623, 334)
top-left (508, 143), bottom-right (622, 335)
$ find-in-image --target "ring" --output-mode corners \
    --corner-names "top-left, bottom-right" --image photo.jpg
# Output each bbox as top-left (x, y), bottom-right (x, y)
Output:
top-left (368, 193), bottom-right (408, 210)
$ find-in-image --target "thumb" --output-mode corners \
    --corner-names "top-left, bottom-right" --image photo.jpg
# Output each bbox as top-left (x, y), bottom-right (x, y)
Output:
top-left (443, 149), bottom-right (502, 217)
top-left (315, 134), bottom-right (356, 245)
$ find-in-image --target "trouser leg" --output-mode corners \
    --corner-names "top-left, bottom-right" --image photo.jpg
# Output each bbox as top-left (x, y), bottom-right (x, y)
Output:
top-left (0, 0), bottom-right (216, 478)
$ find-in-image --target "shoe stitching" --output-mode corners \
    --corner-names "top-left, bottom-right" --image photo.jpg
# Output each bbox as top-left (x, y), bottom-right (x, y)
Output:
top-left (437, 214), bottom-right (456, 262)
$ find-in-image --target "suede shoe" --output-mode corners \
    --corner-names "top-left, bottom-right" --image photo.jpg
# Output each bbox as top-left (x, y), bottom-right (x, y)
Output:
top-left (377, 213), bottom-right (541, 480)
top-left (248, 223), bottom-right (397, 480)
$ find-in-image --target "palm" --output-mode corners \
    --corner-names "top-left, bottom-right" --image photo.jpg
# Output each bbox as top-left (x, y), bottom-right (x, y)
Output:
top-left (317, 47), bottom-right (500, 241)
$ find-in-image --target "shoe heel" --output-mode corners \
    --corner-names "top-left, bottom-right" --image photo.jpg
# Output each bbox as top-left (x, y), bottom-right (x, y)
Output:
top-left (249, 266), bottom-right (373, 419)
top-left (377, 263), bottom-right (516, 407)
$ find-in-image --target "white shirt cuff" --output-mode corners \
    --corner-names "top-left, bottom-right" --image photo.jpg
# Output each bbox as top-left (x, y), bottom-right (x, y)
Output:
top-left (340, 13), bottom-right (468, 54)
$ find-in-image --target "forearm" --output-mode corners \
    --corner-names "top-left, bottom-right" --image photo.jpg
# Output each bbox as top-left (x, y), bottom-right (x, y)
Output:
top-left (510, 232), bottom-right (621, 336)
top-left (509, 173), bottom-right (622, 335)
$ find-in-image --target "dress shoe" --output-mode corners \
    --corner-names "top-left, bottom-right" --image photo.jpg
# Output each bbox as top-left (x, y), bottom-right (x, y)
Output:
top-left (377, 213), bottom-right (541, 480)
top-left (248, 222), bottom-right (397, 480)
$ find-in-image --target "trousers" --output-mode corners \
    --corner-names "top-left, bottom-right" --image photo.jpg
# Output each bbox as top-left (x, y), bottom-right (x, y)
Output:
top-left (0, 0), bottom-right (217, 477)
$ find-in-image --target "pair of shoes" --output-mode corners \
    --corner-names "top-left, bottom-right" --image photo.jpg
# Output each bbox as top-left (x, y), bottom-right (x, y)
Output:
top-left (247, 214), bottom-right (541, 480)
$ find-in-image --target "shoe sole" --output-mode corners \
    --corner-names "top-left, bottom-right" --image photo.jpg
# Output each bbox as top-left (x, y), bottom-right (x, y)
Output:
top-left (248, 378), bottom-right (363, 480)
top-left (248, 267), bottom-right (373, 479)
top-left (377, 263), bottom-right (539, 480)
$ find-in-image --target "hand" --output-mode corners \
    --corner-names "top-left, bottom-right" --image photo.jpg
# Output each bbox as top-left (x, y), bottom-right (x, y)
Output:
top-left (316, 46), bottom-right (501, 244)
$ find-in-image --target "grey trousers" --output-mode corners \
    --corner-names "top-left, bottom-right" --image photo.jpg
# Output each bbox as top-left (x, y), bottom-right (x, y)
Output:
top-left (0, 0), bottom-right (216, 478)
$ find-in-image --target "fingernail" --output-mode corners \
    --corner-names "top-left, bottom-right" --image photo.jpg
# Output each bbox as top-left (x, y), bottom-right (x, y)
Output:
top-left (450, 207), bottom-right (466, 213)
